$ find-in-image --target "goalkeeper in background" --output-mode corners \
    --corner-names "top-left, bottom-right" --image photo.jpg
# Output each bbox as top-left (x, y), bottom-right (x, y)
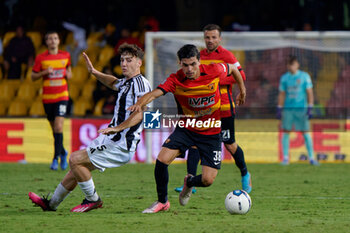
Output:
top-left (277, 56), bottom-right (318, 165)
top-left (174, 24), bottom-right (252, 194)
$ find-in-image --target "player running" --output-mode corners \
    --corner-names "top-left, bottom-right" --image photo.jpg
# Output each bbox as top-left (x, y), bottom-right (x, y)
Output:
top-left (277, 55), bottom-right (318, 165)
top-left (31, 31), bottom-right (72, 170)
top-left (29, 43), bottom-right (151, 212)
top-left (128, 44), bottom-right (246, 213)
top-left (174, 24), bottom-right (252, 194)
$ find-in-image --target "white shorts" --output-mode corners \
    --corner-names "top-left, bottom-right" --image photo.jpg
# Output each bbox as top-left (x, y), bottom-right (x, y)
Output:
top-left (86, 134), bottom-right (135, 172)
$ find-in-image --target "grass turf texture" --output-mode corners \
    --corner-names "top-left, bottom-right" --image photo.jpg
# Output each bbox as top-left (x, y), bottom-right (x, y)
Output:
top-left (1, 163), bottom-right (349, 233)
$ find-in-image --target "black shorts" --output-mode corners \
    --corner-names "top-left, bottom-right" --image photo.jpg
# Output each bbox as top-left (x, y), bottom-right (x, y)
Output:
top-left (43, 101), bottom-right (68, 121)
top-left (220, 115), bottom-right (236, 144)
top-left (163, 127), bottom-right (222, 169)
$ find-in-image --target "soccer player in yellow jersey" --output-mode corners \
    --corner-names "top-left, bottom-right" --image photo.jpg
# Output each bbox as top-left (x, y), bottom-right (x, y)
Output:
top-left (32, 31), bottom-right (72, 170)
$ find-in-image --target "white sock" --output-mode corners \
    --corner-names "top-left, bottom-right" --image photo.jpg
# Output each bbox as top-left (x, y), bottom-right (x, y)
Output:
top-left (49, 183), bottom-right (71, 210)
top-left (78, 178), bottom-right (99, 201)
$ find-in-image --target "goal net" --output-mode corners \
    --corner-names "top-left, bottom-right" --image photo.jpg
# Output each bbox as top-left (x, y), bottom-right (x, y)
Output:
top-left (143, 31), bottom-right (350, 163)
top-left (145, 31), bottom-right (350, 119)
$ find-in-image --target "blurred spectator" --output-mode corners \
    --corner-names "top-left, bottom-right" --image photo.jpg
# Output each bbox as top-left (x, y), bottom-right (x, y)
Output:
top-left (110, 28), bottom-right (143, 70)
top-left (303, 22), bottom-right (313, 31)
top-left (139, 9), bottom-right (160, 32)
top-left (96, 23), bottom-right (118, 48)
top-left (134, 10), bottom-right (160, 48)
top-left (62, 21), bottom-right (87, 67)
top-left (3, 25), bottom-right (35, 79)
top-left (93, 67), bottom-right (116, 105)
top-left (102, 94), bottom-right (116, 115)
top-left (114, 27), bottom-right (143, 54)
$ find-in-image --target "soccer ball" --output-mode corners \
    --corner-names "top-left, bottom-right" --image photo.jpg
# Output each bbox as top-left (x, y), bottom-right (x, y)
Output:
top-left (225, 190), bottom-right (252, 214)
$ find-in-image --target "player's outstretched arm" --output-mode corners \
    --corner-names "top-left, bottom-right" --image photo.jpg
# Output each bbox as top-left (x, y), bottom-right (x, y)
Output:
top-left (228, 64), bottom-right (246, 106)
top-left (82, 52), bottom-right (119, 90)
top-left (128, 88), bottom-right (164, 112)
top-left (98, 106), bottom-right (147, 135)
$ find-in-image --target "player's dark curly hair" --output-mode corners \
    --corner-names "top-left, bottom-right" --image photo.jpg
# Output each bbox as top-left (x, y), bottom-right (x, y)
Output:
top-left (118, 43), bottom-right (144, 59)
top-left (177, 44), bottom-right (200, 61)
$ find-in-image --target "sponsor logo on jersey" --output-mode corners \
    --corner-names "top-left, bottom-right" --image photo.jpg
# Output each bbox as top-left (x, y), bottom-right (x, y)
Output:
top-left (188, 94), bottom-right (215, 107)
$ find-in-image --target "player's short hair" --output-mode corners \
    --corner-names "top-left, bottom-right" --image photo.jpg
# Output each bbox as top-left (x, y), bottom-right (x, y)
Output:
top-left (44, 31), bottom-right (59, 41)
top-left (177, 44), bottom-right (200, 61)
top-left (203, 24), bottom-right (222, 36)
top-left (118, 43), bottom-right (144, 60)
top-left (287, 55), bottom-right (299, 64)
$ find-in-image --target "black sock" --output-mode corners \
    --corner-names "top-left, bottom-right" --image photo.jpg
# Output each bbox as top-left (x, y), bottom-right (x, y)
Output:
top-left (187, 148), bottom-right (200, 176)
top-left (187, 175), bottom-right (207, 187)
top-left (53, 133), bottom-right (63, 159)
top-left (232, 145), bottom-right (248, 176)
top-left (154, 159), bottom-right (168, 203)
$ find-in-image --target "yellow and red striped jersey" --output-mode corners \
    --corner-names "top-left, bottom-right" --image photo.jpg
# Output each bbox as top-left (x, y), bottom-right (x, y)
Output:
top-left (32, 50), bottom-right (71, 104)
top-left (158, 63), bottom-right (232, 135)
top-left (200, 45), bottom-right (246, 118)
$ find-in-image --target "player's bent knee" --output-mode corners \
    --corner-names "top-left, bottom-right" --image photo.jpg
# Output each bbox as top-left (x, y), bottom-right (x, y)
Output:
top-left (69, 151), bottom-right (85, 167)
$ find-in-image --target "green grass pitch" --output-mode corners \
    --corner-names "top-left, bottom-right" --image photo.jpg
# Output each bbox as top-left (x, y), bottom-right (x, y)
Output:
top-left (1, 163), bottom-right (349, 233)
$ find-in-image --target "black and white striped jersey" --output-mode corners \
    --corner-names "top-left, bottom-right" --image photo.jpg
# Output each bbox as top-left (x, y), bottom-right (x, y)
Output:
top-left (106, 74), bottom-right (151, 151)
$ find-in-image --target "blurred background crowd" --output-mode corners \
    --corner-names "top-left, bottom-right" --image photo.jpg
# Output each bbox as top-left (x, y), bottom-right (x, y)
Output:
top-left (0, 0), bottom-right (349, 117)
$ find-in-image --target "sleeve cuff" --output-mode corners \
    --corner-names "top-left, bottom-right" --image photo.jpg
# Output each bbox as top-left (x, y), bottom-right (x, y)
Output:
top-left (157, 86), bottom-right (167, 95)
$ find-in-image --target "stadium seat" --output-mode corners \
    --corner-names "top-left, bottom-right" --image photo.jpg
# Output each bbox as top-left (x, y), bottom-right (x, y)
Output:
top-left (113, 65), bottom-right (123, 76)
top-left (26, 31), bottom-right (42, 51)
top-left (65, 32), bottom-right (74, 45)
top-left (3, 31), bottom-right (16, 47)
top-left (71, 65), bottom-right (89, 85)
top-left (14, 82), bottom-right (37, 107)
top-left (36, 45), bottom-right (47, 54)
top-left (76, 53), bottom-right (87, 66)
top-left (8, 100), bottom-right (28, 116)
top-left (25, 67), bottom-right (31, 81)
top-left (3, 79), bottom-right (22, 92)
top-left (87, 31), bottom-right (103, 47)
top-left (68, 83), bottom-right (81, 102)
top-left (231, 50), bottom-right (246, 67)
top-left (80, 82), bottom-right (96, 101)
top-left (29, 78), bottom-right (43, 94)
top-left (0, 82), bottom-right (16, 102)
top-left (29, 99), bottom-right (45, 116)
top-left (73, 98), bottom-right (93, 116)
top-left (93, 98), bottom-right (105, 116)
top-left (96, 45), bottom-right (114, 68)
top-left (0, 102), bottom-right (7, 115)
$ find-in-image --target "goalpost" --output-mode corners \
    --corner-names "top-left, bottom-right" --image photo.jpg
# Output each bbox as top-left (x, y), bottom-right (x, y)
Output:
top-left (144, 31), bottom-right (350, 163)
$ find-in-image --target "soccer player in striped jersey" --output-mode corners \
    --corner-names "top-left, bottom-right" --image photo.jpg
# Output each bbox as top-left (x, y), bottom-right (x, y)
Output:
top-left (32, 31), bottom-right (72, 170)
top-left (174, 24), bottom-right (252, 194)
top-left (29, 43), bottom-right (151, 212)
top-left (128, 44), bottom-right (246, 213)
top-left (277, 56), bottom-right (318, 165)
